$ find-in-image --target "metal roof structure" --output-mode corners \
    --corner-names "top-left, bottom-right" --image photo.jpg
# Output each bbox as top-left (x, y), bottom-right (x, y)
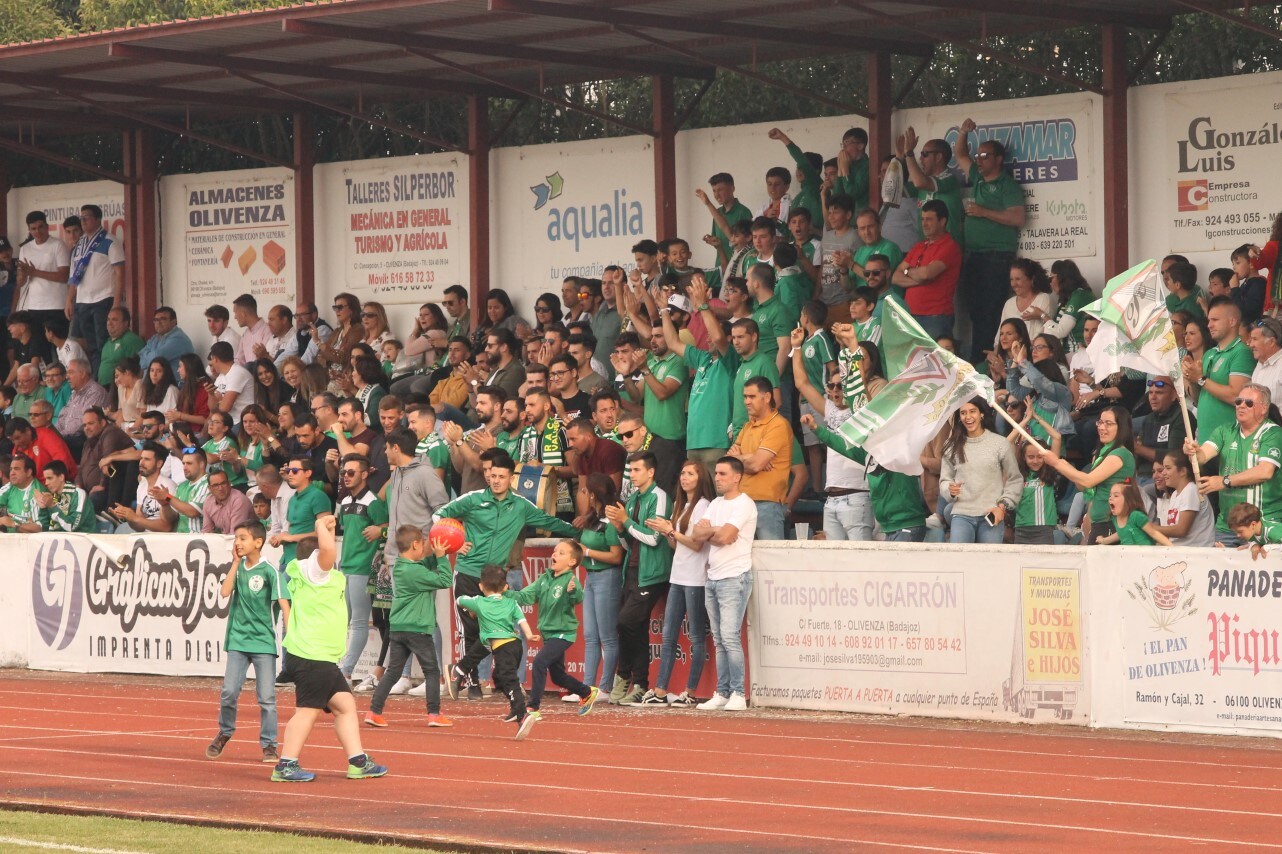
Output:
top-left (0, 0), bottom-right (1266, 146)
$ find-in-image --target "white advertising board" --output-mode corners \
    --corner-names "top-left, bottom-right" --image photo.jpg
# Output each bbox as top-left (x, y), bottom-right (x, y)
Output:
top-left (1090, 546), bottom-right (1282, 734)
top-left (490, 135), bottom-right (654, 316)
top-left (6, 180), bottom-right (126, 250)
top-left (314, 153), bottom-right (468, 309)
top-left (749, 542), bottom-right (1091, 724)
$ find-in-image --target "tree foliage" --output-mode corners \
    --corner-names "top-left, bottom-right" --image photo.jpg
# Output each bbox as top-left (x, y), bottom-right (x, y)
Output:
top-left (3, 5), bottom-right (1282, 184)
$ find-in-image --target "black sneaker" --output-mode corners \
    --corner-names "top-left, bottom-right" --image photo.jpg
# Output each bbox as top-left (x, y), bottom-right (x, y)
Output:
top-left (205, 733), bottom-right (230, 759)
top-left (468, 684), bottom-right (484, 701)
top-left (447, 666), bottom-right (466, 701)
top-left (501, 711), bottom-right (521, 723)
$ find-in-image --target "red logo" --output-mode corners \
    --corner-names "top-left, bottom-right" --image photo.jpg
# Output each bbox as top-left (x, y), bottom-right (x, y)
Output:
top-left (1177, 180), bottom-right (1209, 212)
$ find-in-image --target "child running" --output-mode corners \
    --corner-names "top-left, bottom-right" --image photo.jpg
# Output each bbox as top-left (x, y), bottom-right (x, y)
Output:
top-left (456, 564), bottom-right (541, 740)
top-left (206, 521), bottom-right (288, 762)
top-left (273, 515), bottom-right (388, 782)
top-left (515, 539), bottom-right (600, 721)
top-left (364, 526), bottom-right (454, 729)
top-left (1097, 481), bottom-right (1171, 546)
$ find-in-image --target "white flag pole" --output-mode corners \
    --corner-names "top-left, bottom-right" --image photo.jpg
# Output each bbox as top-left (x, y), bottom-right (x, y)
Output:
top-left (992, 400), bottom-right (1048, 454)
top-left (1174, 380), bottom-right (1201, 481)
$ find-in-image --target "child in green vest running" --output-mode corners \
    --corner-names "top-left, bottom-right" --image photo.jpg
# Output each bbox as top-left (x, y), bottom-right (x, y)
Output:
top-left (1097, 482), bottom-right (1171, 547)
top-left (515, 539), bottom-right (600, 721)
top-left (1228, 501), bottom-right (1281, 560)
top-left (272, 515), bottom-right (388, 782)
top-left (364, 525), bottom-right (454, 729)
top-left (457, 564), bottom-right (541, 741)
top-left (1013, 443), bottom-right (1058, 545)
top-left (206, 521), bottom-right (288, 763)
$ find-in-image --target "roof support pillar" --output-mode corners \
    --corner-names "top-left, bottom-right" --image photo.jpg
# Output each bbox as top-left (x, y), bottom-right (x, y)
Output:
top-left (123, 128), bottom-right (158, 330)
top-left (0, 156), bottom-right (9, 245)
top-left (468, 96), bottom-right (491, 325)
top-left (293, 111), bottom-right (316, 306)
top-left (652, 74), bottom-right (678, 241)
top-left (866, 50), bottom-right (893, 197)
top-left (1102, 23), bottom-right (1129, 276)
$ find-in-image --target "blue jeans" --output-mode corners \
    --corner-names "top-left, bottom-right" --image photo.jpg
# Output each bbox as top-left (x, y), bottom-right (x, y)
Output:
top-left (218, 650), bottom-right (278, 747)
top-left (949, 513), bottom-right (1006, 544)
top-left (823, 492), bottom-right (873, 541)
top-left (885, 525), bottom-right (926, 542)
top-left (1216, 529), bottom-right (1244, 548)
top-left (754, 500), bottom-right (785, 540)
top-left (914, 314), bottom-right (955, 341)
top-left (583, 568), bottom-right (622, 691)
top-left (339, 572), bottom-right (373, 677)
top-left (656, 583), bottom-right (708, 692)
top-left (706, 571), bottom-right (752, 697)
top-left (72, 297), bottom-right (113, 370)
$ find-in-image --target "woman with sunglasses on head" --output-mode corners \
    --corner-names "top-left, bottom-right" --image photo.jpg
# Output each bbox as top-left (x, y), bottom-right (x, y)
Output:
top-left (1004, 334), bottom-right (1075, 445)
top-left (1042, 404), bottom-right (1137, 544)
top-left (315, 293), bottom-right (361, 370)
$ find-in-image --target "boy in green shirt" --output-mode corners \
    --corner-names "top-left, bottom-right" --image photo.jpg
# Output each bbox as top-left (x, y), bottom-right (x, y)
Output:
top-left (38, 460), bottom-right (95, 533)
top-left (1228, 501), bottom-right (1282, 560)
top-left (206, 521), bottom-right (288, 763)
top-left (515, 539), bottom-right (599, 720)
top-left (456, 564), bottom-right (541, 741)
top-left (272, 516), bottom-right (388, 782)
top-left (364, 525), bottom-right (454, 729)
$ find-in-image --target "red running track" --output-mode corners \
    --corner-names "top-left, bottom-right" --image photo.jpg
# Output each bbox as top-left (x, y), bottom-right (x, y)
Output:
top-left (1, 670), bottom-right (1281, 852)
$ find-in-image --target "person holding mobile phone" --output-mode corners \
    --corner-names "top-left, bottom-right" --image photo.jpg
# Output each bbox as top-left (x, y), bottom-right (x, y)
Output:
top-left (938, 397), bottom-right (1022, 545)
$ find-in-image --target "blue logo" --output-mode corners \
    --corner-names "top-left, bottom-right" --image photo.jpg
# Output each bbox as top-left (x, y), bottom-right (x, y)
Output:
top-left (947, 119), bottom-right (1079, 183)
top-left (530, 172), bottom-right (565, 210)
top-left (31, 539), bottom-right (83, 651)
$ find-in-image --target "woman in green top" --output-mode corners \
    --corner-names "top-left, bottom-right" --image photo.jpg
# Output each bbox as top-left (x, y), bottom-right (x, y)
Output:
top-left (204, 410), bottom-right (248, 488)
top-left (579, 473), bottom-right (625, 697)
top-left (1097, 482), bottom-right (1172, 546)
top-left (1042, 259), bottom-right (1095, 349)
top-left (1042, 405), bottom-right (1136, 544)
top-left (238, 404), bottom-right (273, 488)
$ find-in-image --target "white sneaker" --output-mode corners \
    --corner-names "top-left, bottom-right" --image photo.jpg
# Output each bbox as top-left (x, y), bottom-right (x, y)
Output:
top-left (698, 693), bottom-right (729, 710)
top-left (723, 692), bottom-right (748, 711)
top-left (388, 677), bottom-right (412, 695)
top-left (408, 681), bottom-right (428, 697)
top-left (560, 692), bottom-right (582, 703)
top-left (925, 513), bottom-right (944, 530)
top-left (353, 675), bottom-right (377, 693)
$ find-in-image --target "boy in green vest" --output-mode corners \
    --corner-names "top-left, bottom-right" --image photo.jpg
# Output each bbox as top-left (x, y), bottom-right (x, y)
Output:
top-left (206, 521), bottom-right (288, 762)
top-left (457, 564), bottom-right (541, 741)
top-left (516, 539), bottom-right (599, 720)
top-left (364, 525), bottom-right (454, 729)
top-left (272, 514), bottom-right (388, 782)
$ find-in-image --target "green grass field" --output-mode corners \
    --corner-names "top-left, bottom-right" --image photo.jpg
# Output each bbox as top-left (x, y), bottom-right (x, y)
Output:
top-left (0, 809), bottom-right (456, 853)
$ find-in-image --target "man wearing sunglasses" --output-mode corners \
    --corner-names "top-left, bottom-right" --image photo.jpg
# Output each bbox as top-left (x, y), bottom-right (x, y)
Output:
top-left (270, 455), bottom-right (335, 570)
top-left (335, 454), bottom-right (389, 683)
top-left (900, 127), bottom-right (965, 248)
top-left (1183, 382), bottom-right (1282, 547)
top-left (201, 469), bottom-right (252, 536)
top-left (1135, 376), bottom-right (1186, 473)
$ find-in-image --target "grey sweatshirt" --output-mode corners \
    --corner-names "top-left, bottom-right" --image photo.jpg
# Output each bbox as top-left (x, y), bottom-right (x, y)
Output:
top-left (382, 456), bottom-right (450, 568)
top-left (938, 430), bottom-right (1024, 517)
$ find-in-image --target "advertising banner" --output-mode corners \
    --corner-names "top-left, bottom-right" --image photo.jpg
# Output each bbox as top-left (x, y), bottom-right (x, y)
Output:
top-left (899, 96), bottom-right (1098, 261)
top-left (446, 540), bottom-right (719, 696)
top-left (169, 168), bottom-right (295, 307)
top-left (315, 154), bottom-right (467, 304)
top-left (1164, 83), bottom-right (1282, 252)
top-left (491, 137), bottom-right (654, 312)
top-left (26, 533), bottom-right (262, 677)
top-left (748, 543), bottom-right (1090, 723)
top-left (1094, 547), bottom-right (1282, 733)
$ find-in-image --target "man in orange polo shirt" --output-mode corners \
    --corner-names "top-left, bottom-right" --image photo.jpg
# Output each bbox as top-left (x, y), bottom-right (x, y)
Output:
top-left (728, 376), bottom-right (793, 540)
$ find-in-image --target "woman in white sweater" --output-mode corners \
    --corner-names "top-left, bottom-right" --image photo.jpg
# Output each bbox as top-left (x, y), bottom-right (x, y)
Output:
top-left (939, 398), bottom-right (1024, 544)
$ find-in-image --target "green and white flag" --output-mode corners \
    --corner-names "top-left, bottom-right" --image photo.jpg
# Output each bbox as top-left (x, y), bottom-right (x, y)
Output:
top-left (1085, 259), bottom-right (1183, 384)
top-left (837, 297), bottom-right (994, 475)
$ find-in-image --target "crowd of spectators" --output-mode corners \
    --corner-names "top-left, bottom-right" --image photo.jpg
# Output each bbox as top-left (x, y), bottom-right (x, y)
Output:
top-left (3, 127), bottom-right (1282, 699)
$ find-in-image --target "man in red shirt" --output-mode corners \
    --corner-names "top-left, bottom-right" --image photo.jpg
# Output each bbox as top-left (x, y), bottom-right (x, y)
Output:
top-left (566, 417), bottom-right (625, 528)
top-left (6, 405), bottom-right (77, 485)
top-left (890, 199), bottom-right (962, 340)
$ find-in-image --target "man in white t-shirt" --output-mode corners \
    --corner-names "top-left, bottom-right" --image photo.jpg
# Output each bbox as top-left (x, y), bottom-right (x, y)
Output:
top-left (110, 442), bottom-right (177, 534)
top-left (67, 204), bottom-right (126, 362)
top-left (208, 340), bottom-right (253, 424)
top-left (16, 210), bottom-right (71, 330)
top-left (691, 456), bottom-right (757, 712)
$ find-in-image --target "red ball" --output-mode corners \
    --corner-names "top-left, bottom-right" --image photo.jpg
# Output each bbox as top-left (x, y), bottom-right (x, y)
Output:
top-left (430, 518), bottom-right (466, 554)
